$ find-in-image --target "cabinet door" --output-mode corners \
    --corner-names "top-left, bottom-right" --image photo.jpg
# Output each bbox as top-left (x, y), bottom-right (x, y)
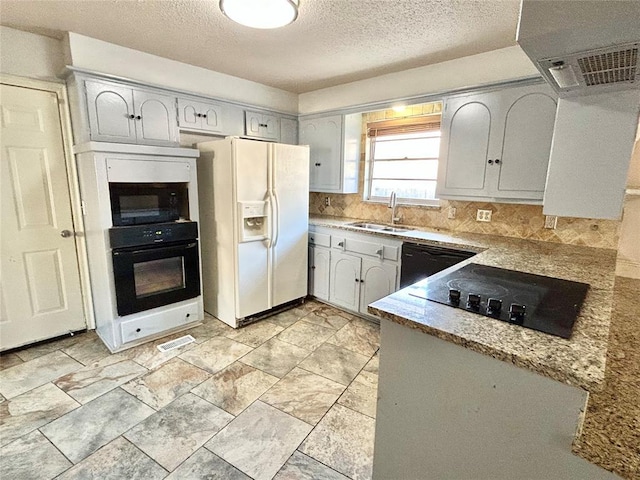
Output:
top-left (309, 246), bottom-right (330, 300)
top-left (200, 102), bottom-right (224, 133)
top-left (244, 111), bottom-right (263, 137)
top-left (177, 98), bottom-right (201, 130)
top-left (359, 259), bottom-right (397, 316)
top-left (300, 115), bottom-right (343, 192)
top-left (436, 95), bottom-right (492, 198)
top-left (280, 117), bottom-right (298, 145)
top-left (133, 90), bottom-right (179, 146)
top-left (495, 87), bottom-right (556, 199)
top-left (261, 113), bottom-right (280, 140)
top-left (85, 81), bottom-right (136, 143)
top-left (329, 251), bottom-right (361, 311)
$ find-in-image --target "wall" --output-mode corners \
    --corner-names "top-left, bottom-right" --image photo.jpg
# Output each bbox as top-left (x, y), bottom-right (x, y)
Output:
top-left (0, 26), bottom-right (65, 80)
top-left (298, 46), bottom-right (539, 114)
top-left (309, 103), bottom-right (620, 250)
top-left (65, 32), bottom-right (298, 114)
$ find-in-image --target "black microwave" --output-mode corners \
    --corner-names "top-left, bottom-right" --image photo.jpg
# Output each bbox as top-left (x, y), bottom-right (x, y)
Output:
top-left (110, 183), bottom-right (184, 226)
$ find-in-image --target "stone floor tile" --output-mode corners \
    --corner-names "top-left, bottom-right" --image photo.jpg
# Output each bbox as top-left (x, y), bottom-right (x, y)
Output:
top-left (185, 314), bottom-right (235, 343)
top-left (179, 336), bottom-right (253, 374)
top-left (206, 401), bottom-right (312, 480)
top-left (298, 343), bottom-right (369, 386)
top-left (125, 392), bottom-right (233, 472)
top-left (165, 447), bottom-right (250, 480)
top-left (124, 331), bottom-right (201, 370)
top-left (274, 451), bottom-right (349, 480)
top-left (55, 436), bottom-right (167, 480)
top-left (260, 367), bottom-right (345, 425)
top-left (363, 352), bottom-right (379, 374)
top-left (240, 338), bottom-right (310, 378)
top-left (326, 318), bottom-right (380, 357)
top-left (0, 430), bottom-right (71, 480)
top-left (40, 388), bottom-right (154, 463)
top-left (192, 361), bottom-right (278, 415)
top-left (62, 336), bottom-right (112, 366)
top-left (54, 354), bottom-right (147, 404)
top-left (13, 331), bottom-right (95, 362)
top-left (299, 404), bottom-right (375, 480)
top-left (267, 308), bottom-right (306, 329)
top-left (301, 306), bottom-right (351, 331)
top-left (337, 370), bottom-right (378, 418)
top-left (277, 320), bottom-right (336, 351)
top-left (224, 320), bottom-right (285, 348)
top-left (0, 350), bottom-right (82, 399)
top-left (122, 358), bottom-right (209, 410)
top-left (0, 352), bottom-right (23, 371)
top-left (0, 383), bottom-right (79, 447)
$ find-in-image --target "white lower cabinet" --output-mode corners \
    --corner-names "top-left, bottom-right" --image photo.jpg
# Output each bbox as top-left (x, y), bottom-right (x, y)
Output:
top-left (309, 245), bottom-right (331, 301)
top-left (309, 225), bottom-right (400, 318)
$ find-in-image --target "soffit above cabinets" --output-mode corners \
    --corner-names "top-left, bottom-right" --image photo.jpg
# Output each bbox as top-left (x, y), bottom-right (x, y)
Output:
top-left (0, 0), bottom-right (520, 93)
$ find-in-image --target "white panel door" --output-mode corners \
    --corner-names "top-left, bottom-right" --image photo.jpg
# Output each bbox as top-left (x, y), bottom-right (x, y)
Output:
top-left (234, 139), bottom-right (270, 317)
top-left (0, 84), bottom-right (85, 350)
top-left (85, 80), bottom-right (136, 143)
top-left (271, 143), bottom-right (310, 307)
top-left (133, 90), bottom-right (178, 146)
top-left (329, 251), bottom-right (361, 311)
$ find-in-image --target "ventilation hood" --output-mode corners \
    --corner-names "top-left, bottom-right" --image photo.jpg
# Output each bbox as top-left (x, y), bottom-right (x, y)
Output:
top-left (517, 0), bottom-right (640, 96)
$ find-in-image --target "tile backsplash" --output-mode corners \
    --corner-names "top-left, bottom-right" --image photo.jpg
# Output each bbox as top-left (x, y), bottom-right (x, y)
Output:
top-left (309, 102), bottom-right (621, 250)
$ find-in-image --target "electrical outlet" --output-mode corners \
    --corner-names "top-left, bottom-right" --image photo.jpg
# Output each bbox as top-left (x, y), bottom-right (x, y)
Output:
top-left (544, 215), bottom-right (558, 229)
top-left (324, 196), bottom-right (331, 207)
top-left (448, 207), bottom-right (456, 219)
top-left (476, 209), bottom-right (492, 222)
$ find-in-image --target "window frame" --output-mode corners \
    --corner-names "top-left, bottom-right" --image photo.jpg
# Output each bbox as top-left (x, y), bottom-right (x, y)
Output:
top-left (364, 114), bottom-right (442, 207)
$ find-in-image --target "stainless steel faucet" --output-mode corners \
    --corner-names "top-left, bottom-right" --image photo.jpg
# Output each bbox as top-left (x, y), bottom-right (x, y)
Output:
top-left (388, 191), bottom-right (400, 225)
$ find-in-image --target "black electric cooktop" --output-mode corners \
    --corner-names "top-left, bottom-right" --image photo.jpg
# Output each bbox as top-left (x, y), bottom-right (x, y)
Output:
top-left (408, 264), bottom-right (590, 339)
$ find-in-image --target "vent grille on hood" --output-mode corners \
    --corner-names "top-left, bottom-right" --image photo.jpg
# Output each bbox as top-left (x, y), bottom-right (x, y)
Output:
top-left (577, 47), bottom-right (638, 86)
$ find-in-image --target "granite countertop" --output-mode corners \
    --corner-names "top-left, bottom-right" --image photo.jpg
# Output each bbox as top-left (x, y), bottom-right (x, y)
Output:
top-left (310, 215), bottom-right (617, 392)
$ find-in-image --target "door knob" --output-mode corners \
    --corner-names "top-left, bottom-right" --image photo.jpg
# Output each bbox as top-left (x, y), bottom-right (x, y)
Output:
top-left (60, 230), bottom-right (73, 238)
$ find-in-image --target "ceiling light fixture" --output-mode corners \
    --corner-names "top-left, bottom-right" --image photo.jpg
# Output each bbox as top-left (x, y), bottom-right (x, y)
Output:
top-left (220, 0), bottom-right (299, 29)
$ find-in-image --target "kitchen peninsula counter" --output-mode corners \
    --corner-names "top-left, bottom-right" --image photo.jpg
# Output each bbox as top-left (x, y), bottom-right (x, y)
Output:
top-left (310, 214), bottom-right (616, 393)
top-left (310, 215), bottom-right (619, 479)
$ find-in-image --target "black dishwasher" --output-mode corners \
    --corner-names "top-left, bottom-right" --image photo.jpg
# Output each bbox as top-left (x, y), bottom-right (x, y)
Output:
top-left (400, 243), bottom-right (475, 288)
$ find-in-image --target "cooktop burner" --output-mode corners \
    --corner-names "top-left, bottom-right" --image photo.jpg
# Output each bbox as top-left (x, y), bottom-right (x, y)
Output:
top-left (408, 264), bottom-right (589, 339)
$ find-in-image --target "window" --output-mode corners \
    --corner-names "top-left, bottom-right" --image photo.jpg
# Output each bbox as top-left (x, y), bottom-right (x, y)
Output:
top-left (366, 114), bottom-right (441, 205)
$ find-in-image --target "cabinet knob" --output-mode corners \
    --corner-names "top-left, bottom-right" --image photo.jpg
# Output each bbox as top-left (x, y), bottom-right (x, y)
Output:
top-left (487, 159), bottom-right (494, 165)
top-left (494, 159), bottom-right (501, 164)
top-left (311, 265), bottom-right (316, 269)
top-left (354, 278), bottom-right (359, 282)
top-left (315, 163), bottom-right (321, 167)
top-left (310, 237), bottom-right (314, 242)
top-left (196, 113), bottom-right (202, 117)
top-left (259, 123), bottom-right (268, 128)
top-left (135, 115), bottom-right (142, 120)
top-left (128, 114), bottom-right (135, 119)
top-left (338, 241), bottom-right (344, 247)
top-left (202, 114), bottom-right (207, 118)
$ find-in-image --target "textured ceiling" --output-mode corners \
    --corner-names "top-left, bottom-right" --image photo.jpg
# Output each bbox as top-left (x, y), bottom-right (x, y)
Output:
top-left (0, 0), bottom-right (521, 93)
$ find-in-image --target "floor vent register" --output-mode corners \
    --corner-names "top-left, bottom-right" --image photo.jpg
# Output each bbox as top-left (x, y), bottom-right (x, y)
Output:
top-left (156, 335), bottom-right (196, 352)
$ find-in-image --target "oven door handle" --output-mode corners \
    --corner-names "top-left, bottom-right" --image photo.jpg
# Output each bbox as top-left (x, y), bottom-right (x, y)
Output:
top-left (115, 242), bottom-right (197, 256)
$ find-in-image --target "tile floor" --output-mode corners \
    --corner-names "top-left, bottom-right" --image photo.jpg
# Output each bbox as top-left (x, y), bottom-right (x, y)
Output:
top-left (0, 300), bottom-right (379, 480)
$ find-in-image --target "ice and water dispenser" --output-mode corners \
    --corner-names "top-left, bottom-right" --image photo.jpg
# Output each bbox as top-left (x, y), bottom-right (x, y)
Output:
top-left (238, 201), bottom-right (268, 242)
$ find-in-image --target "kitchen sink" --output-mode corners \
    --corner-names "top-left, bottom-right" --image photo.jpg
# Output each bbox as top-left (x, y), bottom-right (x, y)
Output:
top-left (348, 222), bottom-right (411, 233)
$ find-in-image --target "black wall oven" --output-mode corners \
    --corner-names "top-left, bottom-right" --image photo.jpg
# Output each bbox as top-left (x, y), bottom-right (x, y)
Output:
top-left (110, 183), bottom-right (185, 226)
top-left (110, 222), bottom-right (200, 316)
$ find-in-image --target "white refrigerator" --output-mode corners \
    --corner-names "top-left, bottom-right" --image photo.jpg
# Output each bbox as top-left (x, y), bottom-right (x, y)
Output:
top-left (197, 138), bottom-right (310, 327)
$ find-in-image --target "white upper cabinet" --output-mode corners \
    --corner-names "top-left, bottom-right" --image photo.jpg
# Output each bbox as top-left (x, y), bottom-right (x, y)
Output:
top-left (85, 80), bottom-right (179, 147)
top-left (300, 113), bottom-right (361, 193)
top-left (437, 83), bottom-right (557, 203)
top-left (244, 110), bottom-right (280, 141)
top-left (280, 117), bottom-right (298, 145)
top-left (177, 98), bottom-right (224, 134)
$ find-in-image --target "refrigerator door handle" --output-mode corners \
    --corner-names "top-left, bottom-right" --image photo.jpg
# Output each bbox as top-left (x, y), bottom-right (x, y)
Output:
top-left (272, 190), bottom-right (280, 248)
top-left (264, 196), bottom-right (273, 248)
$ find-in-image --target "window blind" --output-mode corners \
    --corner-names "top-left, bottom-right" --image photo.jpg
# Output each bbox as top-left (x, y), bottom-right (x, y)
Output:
top-left (367, 114), bottom-right (441, 137)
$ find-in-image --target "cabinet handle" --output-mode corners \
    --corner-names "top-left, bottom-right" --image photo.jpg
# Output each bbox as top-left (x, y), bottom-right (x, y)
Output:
top-left (310, 237), bottom-right (314, 242)
top-left (487, 159), bottom-right (494, 164)
top-left (135, 115), bottom-right (142, 120)
top-left (311, 265), bottom-right (316, 269)
top-left (196, 113), bottom-right (202, 117)
top-left (354, 278), bottom-right (359, 282)
top-left (259, 123), bottom-right (268, 128)
top-left (360, 279), bottom-right (364, 284)
top-left (315, 163), bottom-right (321, 167)
top-left (494, 159), bottom-right (501, 164)
top-left (338, 241), bottom-right (344, 247)
top-left (202, 114), bottom-right (207, 118)
top-left (376, 248), bottom-right (383, 259)
top-left (128, 114), bottom-right (135, 119)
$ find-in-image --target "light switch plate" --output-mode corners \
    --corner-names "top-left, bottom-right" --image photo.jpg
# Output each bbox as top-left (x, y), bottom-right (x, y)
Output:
top-left (448, 207), bottom-right (456, 219)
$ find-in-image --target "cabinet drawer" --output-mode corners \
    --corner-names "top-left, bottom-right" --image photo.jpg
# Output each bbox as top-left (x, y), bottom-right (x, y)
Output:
top-left (120, 301), bottom-right (199, 344)
top-left (332, 236), bottom-right (399, 262)
top-left (309, 232), bottom-right (331, 247)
